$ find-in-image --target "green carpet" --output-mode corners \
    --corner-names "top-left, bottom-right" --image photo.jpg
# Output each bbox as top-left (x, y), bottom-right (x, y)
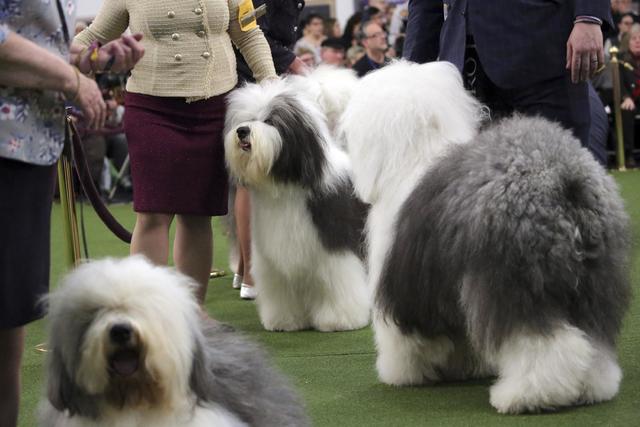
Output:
top-left (18, 170), bottom-right (640, 426)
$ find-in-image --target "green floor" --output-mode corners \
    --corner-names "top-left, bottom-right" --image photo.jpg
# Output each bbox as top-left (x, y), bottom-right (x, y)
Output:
top-left (19, 171), bottom-right (640, 426)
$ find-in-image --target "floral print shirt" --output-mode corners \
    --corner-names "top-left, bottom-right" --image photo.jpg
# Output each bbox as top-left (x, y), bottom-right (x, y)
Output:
top-left (0, 0), bottom-right (76, 165)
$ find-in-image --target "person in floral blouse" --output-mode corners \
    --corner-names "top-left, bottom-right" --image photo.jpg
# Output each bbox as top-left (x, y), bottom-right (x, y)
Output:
top-left (0, 1), bottom-right (143, 425)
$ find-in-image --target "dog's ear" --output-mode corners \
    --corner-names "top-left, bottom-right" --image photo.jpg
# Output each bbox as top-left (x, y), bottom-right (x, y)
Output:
top-left (189, 333), bottom-right (215, 402)
top-left (47, 348), bottom-right (100, 419)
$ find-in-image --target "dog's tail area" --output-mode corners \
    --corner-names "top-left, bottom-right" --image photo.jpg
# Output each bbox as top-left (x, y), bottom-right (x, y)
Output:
top-left (376, 115), bottom-right (632, 354)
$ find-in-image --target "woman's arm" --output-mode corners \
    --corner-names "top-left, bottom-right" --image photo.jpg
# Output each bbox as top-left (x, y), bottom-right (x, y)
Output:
top-left (74, 0), bottom-right (129, 48)
top-left (0, 29), bottom-right (106, 129)
top-left (228, 0), bottom-right (277, 82)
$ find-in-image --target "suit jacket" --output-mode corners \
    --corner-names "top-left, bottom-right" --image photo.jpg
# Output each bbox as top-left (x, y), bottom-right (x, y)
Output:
top-left (237, 0), bottom-right (305, 81)
top-left (403, 0), bottom-right (613, 89)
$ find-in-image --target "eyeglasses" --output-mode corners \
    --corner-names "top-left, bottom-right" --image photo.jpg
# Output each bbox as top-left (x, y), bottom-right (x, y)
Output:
top-left (366, 31), bottom-right (387, 39)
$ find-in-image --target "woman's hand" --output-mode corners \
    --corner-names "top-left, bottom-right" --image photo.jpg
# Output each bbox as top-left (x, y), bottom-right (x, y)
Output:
top-left (621, 97), bottom-right (636, 111)
top-left (63, 67), bottom-right (107, 130)
top-left (73, 33), bottom-right (145, 74)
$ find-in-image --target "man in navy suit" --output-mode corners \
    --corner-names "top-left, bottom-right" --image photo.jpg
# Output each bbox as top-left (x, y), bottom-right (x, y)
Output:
top-left (403, 0), bottom-right (613, 148)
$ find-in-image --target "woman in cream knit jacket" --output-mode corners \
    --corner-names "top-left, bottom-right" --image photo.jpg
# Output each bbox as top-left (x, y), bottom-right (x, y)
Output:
top-left (75, 0), bottom-right (277, 303)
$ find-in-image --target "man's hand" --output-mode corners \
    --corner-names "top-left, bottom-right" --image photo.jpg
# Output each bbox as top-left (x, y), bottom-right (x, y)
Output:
top-left (75, 33), bottom-right (145, 74)
top-left (566, 22), bottom-right (604, 83)
top-left (621, 97), bottom-right (636, 111)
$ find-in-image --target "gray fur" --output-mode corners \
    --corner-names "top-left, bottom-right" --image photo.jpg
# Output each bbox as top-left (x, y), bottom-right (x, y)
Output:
top-left (189, 319), bottom-right (310, 427)
top-left (378, 116), bottom-right (631, 355)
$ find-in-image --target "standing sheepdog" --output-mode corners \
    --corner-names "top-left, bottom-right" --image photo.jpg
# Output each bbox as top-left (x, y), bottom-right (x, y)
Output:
top-left (341, 61), bottom-right (631, 414)
top-left (39, 256), bottom-right (309, 426)
top-left (224, 70), bottom-right (370, 332)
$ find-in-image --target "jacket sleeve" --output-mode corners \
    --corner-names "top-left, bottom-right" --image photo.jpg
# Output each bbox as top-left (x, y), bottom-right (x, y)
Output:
top-left (228, 0), bottom-right (277, 82)
top-left (402, 0), bottom-right (444, 63)
top-left (574, 0), bottom-right (614, 29)
top-left (73, 0), bottom-right (129, 47)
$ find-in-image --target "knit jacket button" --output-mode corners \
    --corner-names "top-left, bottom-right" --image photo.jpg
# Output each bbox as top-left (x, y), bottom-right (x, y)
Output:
top-left (194, 7), bottom-right (203, 15)
top-left (197, 30), bottom-right (206, 37)
top-left (167, 10), bottom-right (175, 18)
top-left (201, 52), bottom-right (211, 59)
top-left (174, 54), bottom-right (182, 61)
top-left (171, 33), bottom-right (180, 40)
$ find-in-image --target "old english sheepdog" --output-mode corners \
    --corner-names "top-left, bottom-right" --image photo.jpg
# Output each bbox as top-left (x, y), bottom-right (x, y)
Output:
top-left (224, 71), bottom-right (370, 332)
top-left (39, 256), bottom-right (309, 426)
top-left (341, 61), bottom-right (631, 414)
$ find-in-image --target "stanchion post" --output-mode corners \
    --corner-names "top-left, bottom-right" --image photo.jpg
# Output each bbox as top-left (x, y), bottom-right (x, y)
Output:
top-left (609, 46), bottom-right (627, 171)
top-left (57, 116), bottom-right (82, 268)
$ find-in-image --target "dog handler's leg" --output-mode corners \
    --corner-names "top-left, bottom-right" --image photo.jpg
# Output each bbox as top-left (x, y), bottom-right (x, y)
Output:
top-left (130, 212), bottom-right (173, 265)
top-left (174, 214), bottom-right (213, 304)
top-left (0, 326), bottom-right (24, 427)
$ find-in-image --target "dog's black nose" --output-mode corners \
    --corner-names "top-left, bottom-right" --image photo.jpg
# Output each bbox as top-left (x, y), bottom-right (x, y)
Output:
top-left (109, 323), bottom-right (132, 344)
top-left (236, 126), bottom-right (251, 139)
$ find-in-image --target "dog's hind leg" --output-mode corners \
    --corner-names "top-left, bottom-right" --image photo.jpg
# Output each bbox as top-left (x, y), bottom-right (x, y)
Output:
top-left (488, 323), bottom-right (597, 414)
top-left (580, 341), bottom-right (622, 405)
top-left (311, 255), bottom-right (370, 332)
top-left (373, 308), bottom-right (455, 386)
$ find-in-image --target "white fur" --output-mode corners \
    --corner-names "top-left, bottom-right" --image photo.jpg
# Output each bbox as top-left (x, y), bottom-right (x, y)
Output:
top-left (488, 324), bottom-right (595, 414)
top-left (340, 60), bottom-right (482, 204)
top-left (40, 257), bottom-right (245, 427)
top-left (225, 74), bottom-right (370, 332)
top-left (342, 60), bottom-right (624, 414)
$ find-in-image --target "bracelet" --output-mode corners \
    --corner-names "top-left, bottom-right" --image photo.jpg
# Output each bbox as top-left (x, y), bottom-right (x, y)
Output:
top-left (67, 65), bottom-right (81, 102)
top-left (574, 15), bottom-right (603, 26)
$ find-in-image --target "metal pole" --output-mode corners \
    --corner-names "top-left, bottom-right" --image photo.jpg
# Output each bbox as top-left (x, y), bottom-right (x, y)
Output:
top-left (57, 117), bottom-right (82, 268)
top-left (609, 46), bottom-right (627, 171)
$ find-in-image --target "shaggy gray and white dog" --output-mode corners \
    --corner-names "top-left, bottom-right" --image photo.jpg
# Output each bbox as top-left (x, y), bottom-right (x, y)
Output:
top-left (39, 256), bottom-right (309, 426)
top-left (224, 70), bottom-right (370, 332)
top-left (341, 61), bottom-right (631, 414)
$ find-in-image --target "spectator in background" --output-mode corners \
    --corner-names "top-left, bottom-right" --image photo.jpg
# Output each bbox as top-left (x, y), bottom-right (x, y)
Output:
top-left (341, 11), bottom-right (363, 49)
top-left (346, 45), bottom-right (366, 68)
top-left (236, 0), bottom-right (308, 81)
top-left (324, 17), bottom-right (342, 39)
top-left (294, 13), bottom-right (325, 64)
top-left (605, 12), bottom-right (636, 54)
top-left (320, 37), bottom-right (346, 66)
top-left (234, 0), bottom-right (308, 300)
top-left (352, 20), bottom-right (391, 77)
top-left (362, 6), bottom-right (387, 30)
top-left (296, 46), bottom-right (318, 68)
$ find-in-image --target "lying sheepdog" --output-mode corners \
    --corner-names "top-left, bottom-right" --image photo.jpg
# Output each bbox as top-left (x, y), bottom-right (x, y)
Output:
top-left (341, 60), bottom-right (631, 414)
top-left (39, 256), bottom-right (309, 426)
top-left (224, 71), bottom-right (370, 332)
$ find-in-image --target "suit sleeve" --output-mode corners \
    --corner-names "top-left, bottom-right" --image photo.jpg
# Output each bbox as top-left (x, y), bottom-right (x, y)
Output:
top-left (402, 0), bottom-right (444, 63)
top-left (575, 0), bottom-right (614, 29)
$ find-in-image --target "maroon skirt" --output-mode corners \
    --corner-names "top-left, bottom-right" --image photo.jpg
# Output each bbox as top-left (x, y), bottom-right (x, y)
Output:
top-left (124, 92), bottom-right (229, 216)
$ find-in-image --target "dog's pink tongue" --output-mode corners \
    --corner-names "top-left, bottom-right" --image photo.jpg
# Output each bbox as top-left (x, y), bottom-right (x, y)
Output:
top-left (111, 351), bottom-right (138, 376)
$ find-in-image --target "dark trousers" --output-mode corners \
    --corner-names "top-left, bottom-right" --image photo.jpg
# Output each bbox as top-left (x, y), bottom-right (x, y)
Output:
top-left (463, 45), bottom-right (590, 148)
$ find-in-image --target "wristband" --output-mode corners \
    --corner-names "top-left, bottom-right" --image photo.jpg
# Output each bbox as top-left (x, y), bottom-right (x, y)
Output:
top-left (574, 15), bottom-right (603, 26)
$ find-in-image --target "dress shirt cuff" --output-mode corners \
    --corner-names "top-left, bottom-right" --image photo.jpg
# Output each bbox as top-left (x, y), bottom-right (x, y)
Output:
top-left (0, 24), bottom-right (9, 45)
top-left (574, 15), bottom-right (603, 26)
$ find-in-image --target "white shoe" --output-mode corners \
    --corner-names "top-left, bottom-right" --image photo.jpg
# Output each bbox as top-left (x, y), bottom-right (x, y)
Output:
top-left (240, 283), bottom-right (258, 300)
top-left (232, 273), bottom-right (243, 289)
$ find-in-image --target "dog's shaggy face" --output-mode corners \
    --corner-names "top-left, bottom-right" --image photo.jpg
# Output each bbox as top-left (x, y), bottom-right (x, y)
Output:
top-left (44, 257), bottom-right (201, 416)
top-left (224, 78), bottom-right (334, 190)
